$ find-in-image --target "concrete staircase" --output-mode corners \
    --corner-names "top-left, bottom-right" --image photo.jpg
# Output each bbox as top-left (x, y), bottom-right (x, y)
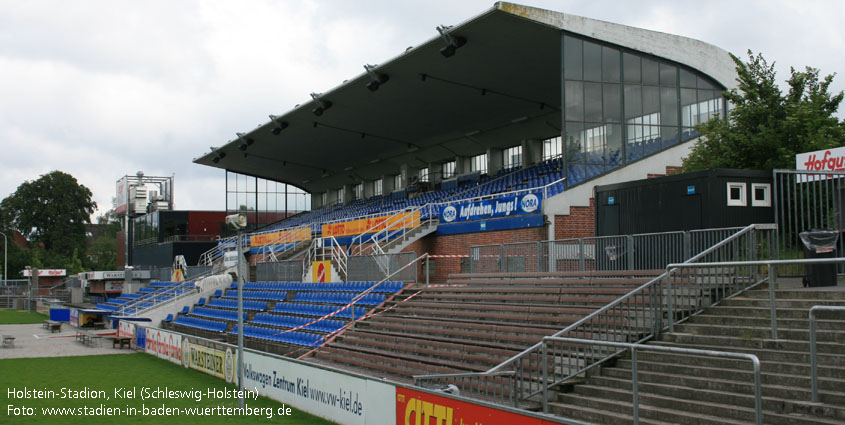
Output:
top-left (307, 270), bottom-right (663, 383)
top-left (548, 285), bottom-right (845, 424)
top-left (380, 219), bottom-right (438, 255)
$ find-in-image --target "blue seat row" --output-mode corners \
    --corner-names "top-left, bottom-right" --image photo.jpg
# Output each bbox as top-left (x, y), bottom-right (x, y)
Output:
top-left (95, 303), bottom-right (118, 311)
top-left (207, 298), bottom-right (267, 311)
top-left (121, 293), bottom-right (143, 299)
top-left (272, 303), bottom-right (367, 319)
top-left (293, 292), bottom-right (385, 306)
top-left (230, 325), bottom-right (323, 347)
top-left (223, 289), bottom-right (287, 301)
top-left (192, 306), bottom-right (246, 321)
top-left (173, 316), bottom-right (227, 332)
top-left (252, 313), bottom-right (345, 333)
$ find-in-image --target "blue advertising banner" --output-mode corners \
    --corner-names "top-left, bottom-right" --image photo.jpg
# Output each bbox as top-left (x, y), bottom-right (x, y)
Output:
top-left (440, 193), bottom-right (542, 223)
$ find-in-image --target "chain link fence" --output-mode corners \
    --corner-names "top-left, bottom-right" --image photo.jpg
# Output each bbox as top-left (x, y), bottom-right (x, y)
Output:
top-left (348, 252), bottom-right (417, 282)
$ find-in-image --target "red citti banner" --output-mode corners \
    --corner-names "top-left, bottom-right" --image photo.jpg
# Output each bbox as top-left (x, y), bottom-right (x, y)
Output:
top-left (395, 387), bottom-right (565, 425)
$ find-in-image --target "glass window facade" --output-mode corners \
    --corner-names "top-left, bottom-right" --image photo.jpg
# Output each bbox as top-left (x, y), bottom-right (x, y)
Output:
top-left (471, 153), bottom-right (488, 174)
top-left (543, 136), bottom-right (562, 160)
top-left (353, 183), bottom-right (363, 200)
top-left (225, 171), bottom-right (310, 231)
top-left (442, 161), bottom-right (456, 179)
top-left (374, 178), bottom-right (383, 196)
top-left (562, 33), bottom-right (725, 184)
top-left (419, 167), bottom-right (429, 182)
top-left (503, 146), bottom-right (522, 169)
top-left (393, 174), bottom-right (402, 190)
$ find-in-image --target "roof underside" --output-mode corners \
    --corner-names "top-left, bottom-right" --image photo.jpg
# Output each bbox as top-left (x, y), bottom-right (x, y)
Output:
top-left (194, 6), bottom-right (562, 194)
top-left (193, 2), bottom-right (734, 194)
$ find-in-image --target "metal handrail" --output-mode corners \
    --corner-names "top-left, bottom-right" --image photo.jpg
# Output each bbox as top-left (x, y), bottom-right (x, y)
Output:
top-left (415, 223), bottom-right (770, 406)
top-left (115, 268), bottom-right (216, 316)
top-left (543, 337), bottom-right (762, 425)
top-left (350, 205), bottom-right (428, 256)
top-left (809, 305), bottom-right (845, 403)
top-left (665, 257), bottom-right (845, 336)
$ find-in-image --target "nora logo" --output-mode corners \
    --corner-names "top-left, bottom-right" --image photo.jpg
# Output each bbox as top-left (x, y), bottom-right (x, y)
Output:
top-left (442, 206), bottom-right (457, 222)
top-left (520, 194), bottom-right (540, 213)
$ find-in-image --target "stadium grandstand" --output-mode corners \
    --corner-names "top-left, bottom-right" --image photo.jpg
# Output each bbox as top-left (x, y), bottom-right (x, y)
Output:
top-left (56, 3), bottom-right (843, 425)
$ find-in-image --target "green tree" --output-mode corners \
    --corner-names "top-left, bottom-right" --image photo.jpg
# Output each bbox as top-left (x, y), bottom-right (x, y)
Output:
top-left (0, 171), bottom-right (97, 268)
top-left (682, 51), bottom-right (845, 171)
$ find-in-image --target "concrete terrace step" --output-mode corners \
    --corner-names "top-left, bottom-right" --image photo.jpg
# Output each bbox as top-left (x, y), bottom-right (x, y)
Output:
top-left (551, 392), bottom-right (751, 425)
top-left (312, 346), bottom-right (461, 378)
top-left (547, 399), bottom-right (679, 425)
top-left (614, 358), bottom-right (845, 390)
top-left (416, 291), bottom-right (625, 306)
top-left (718, 297), bottom-right (845, 309)
top-left (628, 351), bottom-right (845, 380)
top-left (660, 332), bottom-right (845, 354)
top-left (337, 331), bottom-right (516, 367)
top-left (561, 383), bottom-right (843, 425)
top-left (702, 306), bottom-right (837, 319)
top-left (688, 313), bottom-right (845, 330)
top-left (741, 289), bottom-right (845, 300)
top-left (326, 341), bottom-right (492, 373)
top-left (389, 304), bottom-right (597, 327)
top-left (646, 339), bottom-right (845, 368)
top-left (594, 366), bottom-right (845, 407)
top-left (356, 317), bottom-right (545, 348)
top-left (673, 322), bottom-right (845, 342)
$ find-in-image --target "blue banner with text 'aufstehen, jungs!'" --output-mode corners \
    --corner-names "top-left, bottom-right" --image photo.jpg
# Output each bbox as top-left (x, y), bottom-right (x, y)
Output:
top-left (439, 193), bottom-right (541, 223)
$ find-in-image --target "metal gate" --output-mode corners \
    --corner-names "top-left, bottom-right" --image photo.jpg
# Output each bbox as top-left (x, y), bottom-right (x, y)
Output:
top-left (773, 169), bottom-right (845, 274)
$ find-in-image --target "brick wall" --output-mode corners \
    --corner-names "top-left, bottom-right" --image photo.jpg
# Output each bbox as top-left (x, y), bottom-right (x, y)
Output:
top-left (553, 198), bottom-right (595, 240)
top-left (401, 227), bottom-right (546, 283)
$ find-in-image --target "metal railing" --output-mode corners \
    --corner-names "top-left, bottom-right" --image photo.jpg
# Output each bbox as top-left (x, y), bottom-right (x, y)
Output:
top-left (115, 269), bottom-right (215, 316)
top-left (664, 258), bottom-right (845, 337)
top-left (350, 204), bottom-right (435, 257)
top-left (198, 235), bottom-right (238, 266)
top-left (470, 226), bottom-right (749, 273)
top-left (809, 305), bottom-right (845, 403)
top-left (415, 223), bottom-right (774, 408)
top-left (541, 337), bottom-right (762, 425)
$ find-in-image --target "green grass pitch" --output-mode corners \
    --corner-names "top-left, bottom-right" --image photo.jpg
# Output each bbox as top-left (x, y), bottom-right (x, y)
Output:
top-left (0, 309), bottom-right (48, 324)
top-left (1, 353), bottom-right (336, 424)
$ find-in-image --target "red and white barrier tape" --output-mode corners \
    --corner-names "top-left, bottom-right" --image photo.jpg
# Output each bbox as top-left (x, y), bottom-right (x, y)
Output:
top-left (428, 254), bottom-right (469, 258)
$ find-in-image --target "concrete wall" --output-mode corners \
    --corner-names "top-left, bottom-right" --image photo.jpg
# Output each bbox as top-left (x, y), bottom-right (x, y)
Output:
top-left (544, 140), bottom-right (694, 239)
top-left (497, 3), bottom-right (738, 90)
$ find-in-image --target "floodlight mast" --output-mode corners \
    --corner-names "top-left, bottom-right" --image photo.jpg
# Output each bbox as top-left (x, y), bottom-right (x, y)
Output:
top-left (226, 213), bottom-right (247, 409)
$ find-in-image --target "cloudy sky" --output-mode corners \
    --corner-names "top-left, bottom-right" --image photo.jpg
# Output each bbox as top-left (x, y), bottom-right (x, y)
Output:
top-left (1, 0), bottom-right (843, 220)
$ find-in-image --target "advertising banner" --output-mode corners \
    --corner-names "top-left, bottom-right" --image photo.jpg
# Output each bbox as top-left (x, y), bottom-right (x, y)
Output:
top-left (145, 328), bottom-right (182, 364)
top-left (182, 340), bottom-right (237, 385)
top-left (322, 211), bottom-right (420, 238)
top-left (69, 309), bottom-right (79, 327)
top-left (396, 387), bottom-right (560, 425)
top-left (241, 351), bottom-right (395, 425)
top-left (440, 193), bottom-right (541, 223)
top-left (118, 320), bottom-right (136, 339)
top-left (250, 227), bottom-right (312, 247)
top-left (796, 146), bottom-right (845, 182)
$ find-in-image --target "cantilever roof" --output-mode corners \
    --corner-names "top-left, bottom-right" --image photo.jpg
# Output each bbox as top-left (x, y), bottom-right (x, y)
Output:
top-left (194, 2), bottom-right (735, 194)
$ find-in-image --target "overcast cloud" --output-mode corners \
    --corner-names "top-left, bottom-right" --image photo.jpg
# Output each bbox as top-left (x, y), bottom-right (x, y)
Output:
top-left (0, 0), bottom-right (842, 219)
